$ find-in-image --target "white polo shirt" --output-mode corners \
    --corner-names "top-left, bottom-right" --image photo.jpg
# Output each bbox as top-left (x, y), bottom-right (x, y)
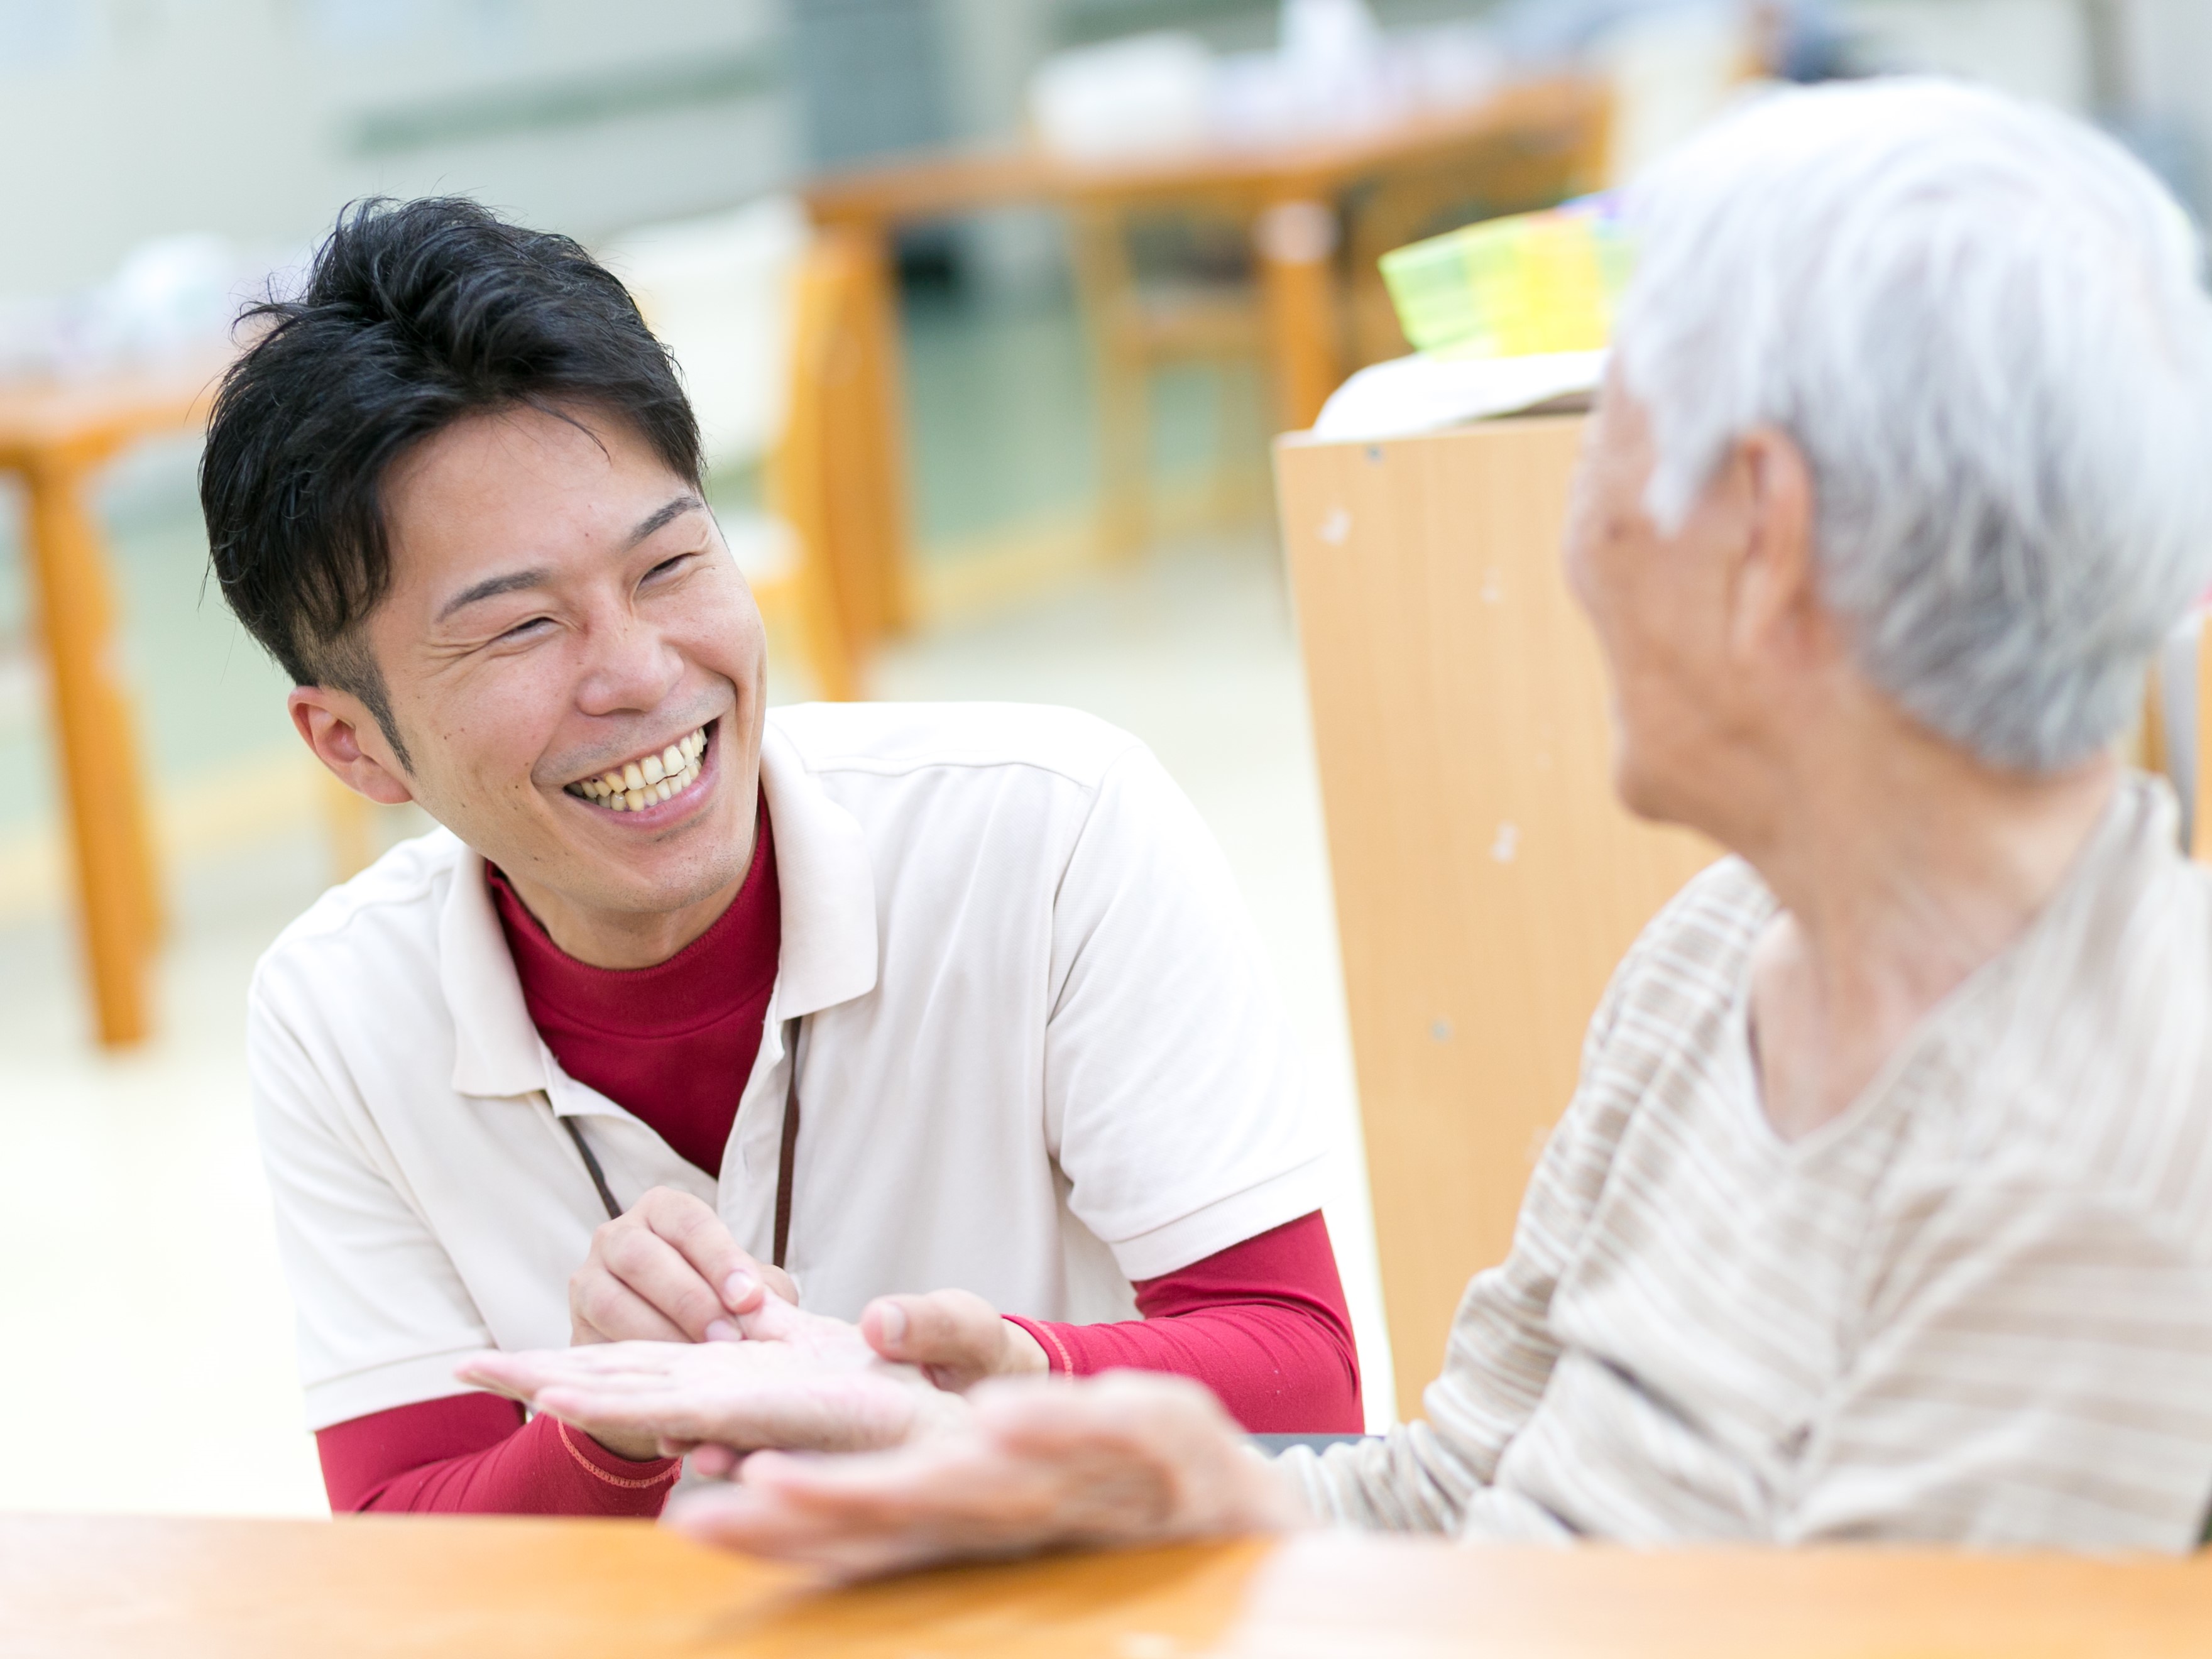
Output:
top-left (250, 701), bottom-right (1326, 1430)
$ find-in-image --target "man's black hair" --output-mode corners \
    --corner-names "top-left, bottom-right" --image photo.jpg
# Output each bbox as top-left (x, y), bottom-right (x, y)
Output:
top-left (200, 196), bottom-right (702, 770)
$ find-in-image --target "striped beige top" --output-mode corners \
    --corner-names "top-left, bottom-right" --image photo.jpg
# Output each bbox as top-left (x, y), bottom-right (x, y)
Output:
top-left (1291, 775), bottom-right (2212, 1550)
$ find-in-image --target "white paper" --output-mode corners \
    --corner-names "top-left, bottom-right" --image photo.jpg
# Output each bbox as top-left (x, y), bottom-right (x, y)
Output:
top-left (1308, 349), bottom-right (1606, 442)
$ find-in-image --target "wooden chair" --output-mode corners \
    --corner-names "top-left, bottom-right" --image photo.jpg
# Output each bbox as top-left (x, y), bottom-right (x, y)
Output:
top-left (1068, 202), bottom-right (1271, 560)
top-left (759, 227), bottom-right (880, 701)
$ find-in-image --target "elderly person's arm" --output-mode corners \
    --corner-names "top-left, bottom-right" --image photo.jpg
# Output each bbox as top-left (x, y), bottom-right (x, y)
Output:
top-left (1788, 1173), bottom-right (2212, 1552)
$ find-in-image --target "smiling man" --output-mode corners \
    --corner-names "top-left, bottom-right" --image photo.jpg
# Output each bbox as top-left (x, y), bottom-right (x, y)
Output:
top-left (205, 198), bottom-right (1359, 1516)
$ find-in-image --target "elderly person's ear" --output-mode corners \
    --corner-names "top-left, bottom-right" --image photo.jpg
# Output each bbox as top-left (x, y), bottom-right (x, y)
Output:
top-left (1721, 426), bottom-right (1827, 670)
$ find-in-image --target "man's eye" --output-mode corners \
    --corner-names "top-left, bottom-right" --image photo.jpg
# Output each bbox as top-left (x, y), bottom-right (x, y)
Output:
top-left (498, 616), bottom-right (553, 643)
top-left (643, 552), bottom-right (693, 583)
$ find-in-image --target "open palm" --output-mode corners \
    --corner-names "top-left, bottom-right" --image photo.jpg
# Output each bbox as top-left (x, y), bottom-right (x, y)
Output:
top-left (459, 1291), bottom-right (960, 1458)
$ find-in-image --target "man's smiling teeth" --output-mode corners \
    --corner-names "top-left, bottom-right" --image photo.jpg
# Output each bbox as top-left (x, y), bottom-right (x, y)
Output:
top-left (567, 727), bottom-right (707, 812)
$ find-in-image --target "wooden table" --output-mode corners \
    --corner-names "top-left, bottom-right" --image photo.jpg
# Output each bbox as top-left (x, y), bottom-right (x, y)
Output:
top-left (6, 1514), bottom-right (2209, 1656)
top-left (801, 75), bottom-right (1607, 637)
top-left (0, 355), bottom-right (228, 1047)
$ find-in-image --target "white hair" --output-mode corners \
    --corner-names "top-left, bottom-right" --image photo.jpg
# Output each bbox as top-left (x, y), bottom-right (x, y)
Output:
top-left (1614, 78), bottom-right (2212, 772)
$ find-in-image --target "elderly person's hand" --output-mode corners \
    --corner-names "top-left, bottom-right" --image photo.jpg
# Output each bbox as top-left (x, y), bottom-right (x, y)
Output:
top-left (480, 1263), bottom-right (1052, 1467)
top-left (464, 1283), bottom-right (956, 1463)
top-left (664, 1371), bottom-right (1311, 1580)
top-left (567, 1186), bottom-right (797, 1347)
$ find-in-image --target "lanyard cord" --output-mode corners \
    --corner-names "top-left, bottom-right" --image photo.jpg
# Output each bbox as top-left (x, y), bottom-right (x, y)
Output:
top-left (560, 1015), bottom-right (804, 1271)
top-left (562, 1115), bottom-right (620, 1220)
top-left (772, 1017), bottom-right (802, 1271)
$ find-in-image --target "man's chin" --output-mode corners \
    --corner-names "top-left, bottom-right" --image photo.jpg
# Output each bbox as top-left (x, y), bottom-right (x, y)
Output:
top-left (564, 826), bottom-right (757, 921)
top-left (514, 850), bottom-right (755, 963)
top-left (501, 786), bottom-right (758, 930)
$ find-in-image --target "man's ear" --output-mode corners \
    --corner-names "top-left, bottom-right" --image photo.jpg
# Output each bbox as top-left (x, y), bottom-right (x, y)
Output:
top-left (1726, 426), bottom-right (1831, 671)
top-left (288, 687), bottom-right (415, 806)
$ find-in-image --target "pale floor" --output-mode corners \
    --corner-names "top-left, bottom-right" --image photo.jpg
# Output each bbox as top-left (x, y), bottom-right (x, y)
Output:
top-left (0, 528), bottom-right (1396, 1518)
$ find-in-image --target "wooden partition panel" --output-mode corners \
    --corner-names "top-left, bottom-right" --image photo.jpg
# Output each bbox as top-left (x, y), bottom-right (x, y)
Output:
top-left (1277, 415), bottom-right (1717, 1420)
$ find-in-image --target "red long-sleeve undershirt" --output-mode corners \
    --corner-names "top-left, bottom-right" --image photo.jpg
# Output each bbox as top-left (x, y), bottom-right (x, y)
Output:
top-left (312, 814), bottom-right (1359, 1514)
top-left (1010, 1211), bottom-right (1361, 1434)
top-left (317, 1392), bottom-right (681, 1516)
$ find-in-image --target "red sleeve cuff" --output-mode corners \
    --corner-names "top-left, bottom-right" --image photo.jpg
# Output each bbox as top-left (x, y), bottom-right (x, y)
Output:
top-left (552, 1419), bottom-right (682, 1489)
top-left (997, 1213), bottom-right (1362, 1433)
top-left (1003, 1314), bottom-right (1075, 1374)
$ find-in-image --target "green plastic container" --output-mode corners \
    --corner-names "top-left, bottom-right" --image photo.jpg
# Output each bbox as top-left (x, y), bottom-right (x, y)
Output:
top-left (1379, 198), bottom-right (1634, 359)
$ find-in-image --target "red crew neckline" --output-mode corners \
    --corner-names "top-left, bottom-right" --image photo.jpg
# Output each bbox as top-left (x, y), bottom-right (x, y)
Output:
top-left (486, 808), bottom-right (778, 1041)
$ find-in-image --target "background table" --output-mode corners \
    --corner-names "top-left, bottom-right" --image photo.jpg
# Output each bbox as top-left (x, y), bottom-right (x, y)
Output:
top-left (0, 355), bottom-right (228, 1048)
top-left (6, 1513), bottom-right (2209, 1656)
top-left (801, 75), bottom-right (1609, 642)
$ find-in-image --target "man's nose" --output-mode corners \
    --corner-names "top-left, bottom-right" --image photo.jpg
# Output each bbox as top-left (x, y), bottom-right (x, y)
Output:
top-left (576, 612), bottom-right (684, 716)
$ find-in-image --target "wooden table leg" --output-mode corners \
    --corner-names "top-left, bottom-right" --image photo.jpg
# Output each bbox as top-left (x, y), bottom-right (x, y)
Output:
top-left (844, 224), bottom-right (916, 637)
top-left (1067, 205), bottom-right (1153, 562)
top-left (1254, 198), bottom-right (1345, 432)
top-left (21, 448), bottom-right (162, 1046)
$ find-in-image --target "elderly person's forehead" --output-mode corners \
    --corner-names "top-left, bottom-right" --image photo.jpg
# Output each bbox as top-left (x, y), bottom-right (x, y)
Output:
top-left (1602, 79), bottom-right (2212, 777)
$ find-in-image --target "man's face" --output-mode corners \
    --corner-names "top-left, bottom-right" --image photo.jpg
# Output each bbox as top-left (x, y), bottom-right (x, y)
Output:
top-left (342, 403), bottom-right (767, 950)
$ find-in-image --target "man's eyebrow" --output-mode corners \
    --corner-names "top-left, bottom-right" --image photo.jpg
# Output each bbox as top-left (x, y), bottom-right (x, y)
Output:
top-left (430, 496), bottom-right (707, 623)
top-left (435, 567), bottom-right (550, 623)
top-left (627, 492), bottom-right (706, 548)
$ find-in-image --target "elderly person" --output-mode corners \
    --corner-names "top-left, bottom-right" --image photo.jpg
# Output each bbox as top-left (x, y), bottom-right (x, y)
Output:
top-left (466, 79), bottom-right (2212, 1569)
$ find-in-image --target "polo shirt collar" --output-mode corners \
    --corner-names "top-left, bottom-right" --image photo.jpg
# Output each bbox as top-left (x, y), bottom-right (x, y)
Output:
top-left (442, 718), bottom-right (879, 1098)
top-left (757, 719), bottom-right (880, 1017)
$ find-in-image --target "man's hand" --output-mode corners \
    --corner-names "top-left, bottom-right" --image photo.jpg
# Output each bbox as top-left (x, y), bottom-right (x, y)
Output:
top-left (461, 1284), bottom-right (960, 1464)
top-left (661, 1371), bottom-right (1311, 1580)
top-left (858, 1289), bottom-right (1050, 1392)
top-left (569, 1186), bottom-right (796, 1347)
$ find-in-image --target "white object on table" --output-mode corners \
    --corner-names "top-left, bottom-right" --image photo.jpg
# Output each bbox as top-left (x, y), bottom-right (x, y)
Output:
top-left (1308, 349), bottom-right (1606, 442)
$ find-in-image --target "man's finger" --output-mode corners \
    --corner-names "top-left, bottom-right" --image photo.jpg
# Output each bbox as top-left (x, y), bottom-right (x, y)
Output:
top-left (600, 1226), bottom-right (730, 1340)
top-left (571, 1271), bottom-right (691, 1345)
top-left (720, 1261), bottom-right (800, 1310)
top-left (636, 1190), bottom-right (798, 1311)
top-left (860, 1291), bottom-right (997, 1368)
top-left (639, 1189), bottom-right (758, 1310)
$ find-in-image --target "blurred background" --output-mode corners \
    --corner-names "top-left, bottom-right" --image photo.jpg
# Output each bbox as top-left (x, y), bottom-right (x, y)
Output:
top-left (1, 0), bottom-right (2204, 1516)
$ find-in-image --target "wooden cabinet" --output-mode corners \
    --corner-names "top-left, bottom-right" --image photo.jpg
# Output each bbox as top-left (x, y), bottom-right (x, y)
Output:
top-left (1277, 414), bottom-right (1716, 1419)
